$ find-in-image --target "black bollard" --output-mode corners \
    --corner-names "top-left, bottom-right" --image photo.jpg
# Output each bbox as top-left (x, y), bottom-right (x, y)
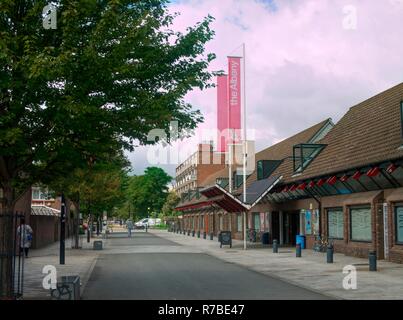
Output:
top-left (210, 232), bottom-right (214, 240)
top-left (203, 232), bottom-right (206, 239)
top-left (327, 244), bottom-right (334, 263)
top-left (273, 239), bottom-right (278, 253)
top-left (192, 230), bottom-right (195, 237)
top-left (369, 250), bottom-right (377, 271)
top-left (296, 243), bottom-right (302, 257)
top-left (197, 231), bottom-right (200, 238)
top-left (187, 230), bottom-right (190, 236)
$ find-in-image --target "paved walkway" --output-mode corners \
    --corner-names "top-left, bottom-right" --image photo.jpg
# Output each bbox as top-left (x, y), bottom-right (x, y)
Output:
top-left (23, 236), bottom-right (102, 299)
top-left (151, 230), bottom-right (403, 300)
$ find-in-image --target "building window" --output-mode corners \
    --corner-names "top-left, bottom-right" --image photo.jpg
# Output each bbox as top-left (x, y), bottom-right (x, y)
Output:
top-left (200, 215), bottom-right (204, 229)
top-left (257, 160), bottom-right (283, 180)
top-left (253, 212), bottom-right (260, 230)
top-left (293, 143), bottom-right (326, 173)
top-left (32, 187), bottom-right (50, 200)
top-left (219, 215), bottom-right (223, 230)
top-left (395, 205), bottom-right (403, 244)
top-left (350, 206), bottom-right (372, 242)
top-left (237, 214), bottom-right (242, 232)
top-left (327, 208), bottom-right (344, 239)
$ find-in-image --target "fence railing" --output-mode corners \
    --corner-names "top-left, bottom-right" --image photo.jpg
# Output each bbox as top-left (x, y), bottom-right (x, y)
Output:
top-left (0, 211), bottom-right (26, 299)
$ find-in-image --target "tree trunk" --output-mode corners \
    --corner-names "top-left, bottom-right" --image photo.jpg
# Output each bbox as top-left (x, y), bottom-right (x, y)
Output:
top-left (0, 181), bottom-right (16, 299)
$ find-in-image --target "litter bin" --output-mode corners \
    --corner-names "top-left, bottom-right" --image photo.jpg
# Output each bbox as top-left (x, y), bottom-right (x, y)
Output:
top-left (296, 235), bottom-right (306, 249)
top-left (261, 232), bottom-right (270, 245)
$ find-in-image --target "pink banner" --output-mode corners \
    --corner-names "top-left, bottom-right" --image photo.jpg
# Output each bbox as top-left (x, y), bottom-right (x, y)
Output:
top-left (228, 56), bottom-right (241, 130)
top-left (217, 75), bottom-right (229, 152)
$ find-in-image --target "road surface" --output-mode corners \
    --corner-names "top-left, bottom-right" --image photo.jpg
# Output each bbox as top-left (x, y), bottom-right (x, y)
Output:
top-left (82, 232), bottom-right (329, 300)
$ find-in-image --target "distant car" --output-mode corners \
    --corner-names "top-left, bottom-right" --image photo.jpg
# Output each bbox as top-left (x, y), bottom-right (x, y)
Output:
top-left (135, 218), bottom-right (148, 229)
top-left (135, 218), bottom-right (161, 229)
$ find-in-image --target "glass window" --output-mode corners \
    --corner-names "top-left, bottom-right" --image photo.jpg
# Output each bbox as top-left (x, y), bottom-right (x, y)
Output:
top-left (32, 188), bottom-right (41, 200)
top-left (395, 206), bottom-right (403, 244)
top-left (327, 208), bottom-right (344, 239)
top-left (257, 160), bottom-right (283, 180)
top-left (253, 213), bottom-right (260, 230)
top-left (293, 144), bottom-right (325, 173)
top-left (237, 214), bottom-right (242, 232)
top-left (350, 207), bottom-right (372, 242)
top-left (200, 215), bottom-right (204, 229)
top-left (219, 215), bottom-right (223, 230)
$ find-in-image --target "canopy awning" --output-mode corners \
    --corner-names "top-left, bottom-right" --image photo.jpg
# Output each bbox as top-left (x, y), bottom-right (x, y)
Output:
top-left (31, 205), bottom-right (60, 217)
top-left (201, 185), bottom-right (249, 212)
top-left (175, 200), bottom-right (215, 212)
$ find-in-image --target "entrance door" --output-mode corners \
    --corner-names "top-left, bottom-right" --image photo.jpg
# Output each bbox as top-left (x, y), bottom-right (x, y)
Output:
top-left (283, 212), bottom-right (300, 245)
top-left (271, 212), bottom-right (280, 243)
top-left (290, 213), bottom-right (300, 245)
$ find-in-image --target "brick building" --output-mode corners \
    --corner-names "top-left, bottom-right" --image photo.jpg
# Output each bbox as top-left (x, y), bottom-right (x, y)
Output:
top-left (174, 142), bottom-right (226, 195)
top-left (176, 119), bottom-right (333, 240)
top-left (176, 82), bottom-right (403, 264)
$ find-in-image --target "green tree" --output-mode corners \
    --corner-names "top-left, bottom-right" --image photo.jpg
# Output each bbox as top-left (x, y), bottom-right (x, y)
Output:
top-left (48, 150), bottom-right (130, 246)
top-left (162, 190), bottom-right (180, 218)
top-left (0, 0), bottom-right (215, 297)
top-left (126, 166), bottom-right (172, 219)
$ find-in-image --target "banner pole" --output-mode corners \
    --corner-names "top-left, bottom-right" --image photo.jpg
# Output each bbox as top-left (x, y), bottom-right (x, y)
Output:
top-left (242, 43), bottom-right (247, 251)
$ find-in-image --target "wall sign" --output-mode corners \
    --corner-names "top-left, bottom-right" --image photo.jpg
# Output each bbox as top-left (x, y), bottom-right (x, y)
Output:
top-left (304, 210), bottom-right (312, 235)
top-left (313, 209), bottom-right (320, 235)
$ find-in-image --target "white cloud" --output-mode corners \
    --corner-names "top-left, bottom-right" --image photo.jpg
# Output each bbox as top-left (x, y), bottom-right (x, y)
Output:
top-left (129, 0), bottom-right (403, 176)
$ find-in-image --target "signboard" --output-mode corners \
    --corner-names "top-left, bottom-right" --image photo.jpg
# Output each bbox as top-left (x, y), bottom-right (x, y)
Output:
top-left (217, 75), bottom-right (229, 152)
top-left (220, 231), bottom-right (232, 248)
top-left (304, 210), bottom-right (312, 235)
top-left (313, 209), bottom-right (320, 235)
top-left (228, 57), bottom-right (241, 129)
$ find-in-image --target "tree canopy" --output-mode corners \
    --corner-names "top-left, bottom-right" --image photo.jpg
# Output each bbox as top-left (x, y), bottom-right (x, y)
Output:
top-left (123, 166), bottom-right (172, 220)
top-left (0, 0), bottom-right (215, 297)
top-left (162, 190), bottom-right (180, 218)
top-left (0, 0), bottom-right (215, 209)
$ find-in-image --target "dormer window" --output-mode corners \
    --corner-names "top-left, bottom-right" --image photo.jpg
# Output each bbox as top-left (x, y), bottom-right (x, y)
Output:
top-left (257, 160), bottom-right (283, 180)
top-left (293, 143), bottom-right (326, 173)
top-left (216, 177), bottom-right (229, 188)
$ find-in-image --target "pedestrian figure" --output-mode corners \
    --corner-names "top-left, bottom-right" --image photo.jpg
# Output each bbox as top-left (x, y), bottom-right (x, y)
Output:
top-left (17, 218), bottom-right (33, 258)
top-left (127, 219), bottom-right (134, 237)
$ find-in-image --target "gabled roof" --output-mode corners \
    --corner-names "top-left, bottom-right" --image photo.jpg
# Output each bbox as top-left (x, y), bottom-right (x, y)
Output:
top-left (201, 185), bottom-right (249, 213)
top-left (31, 205), bottom-right (60, 216)
top-left (281, 82), bottom-right (403, 183)
top-left (236, 175), bottom-right (282, 205)
top-left (236, 118), bottom-right (333, 192)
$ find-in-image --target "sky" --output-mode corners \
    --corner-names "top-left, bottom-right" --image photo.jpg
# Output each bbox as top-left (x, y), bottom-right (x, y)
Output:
top-left (128, 0), bottom-right (403, 178)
